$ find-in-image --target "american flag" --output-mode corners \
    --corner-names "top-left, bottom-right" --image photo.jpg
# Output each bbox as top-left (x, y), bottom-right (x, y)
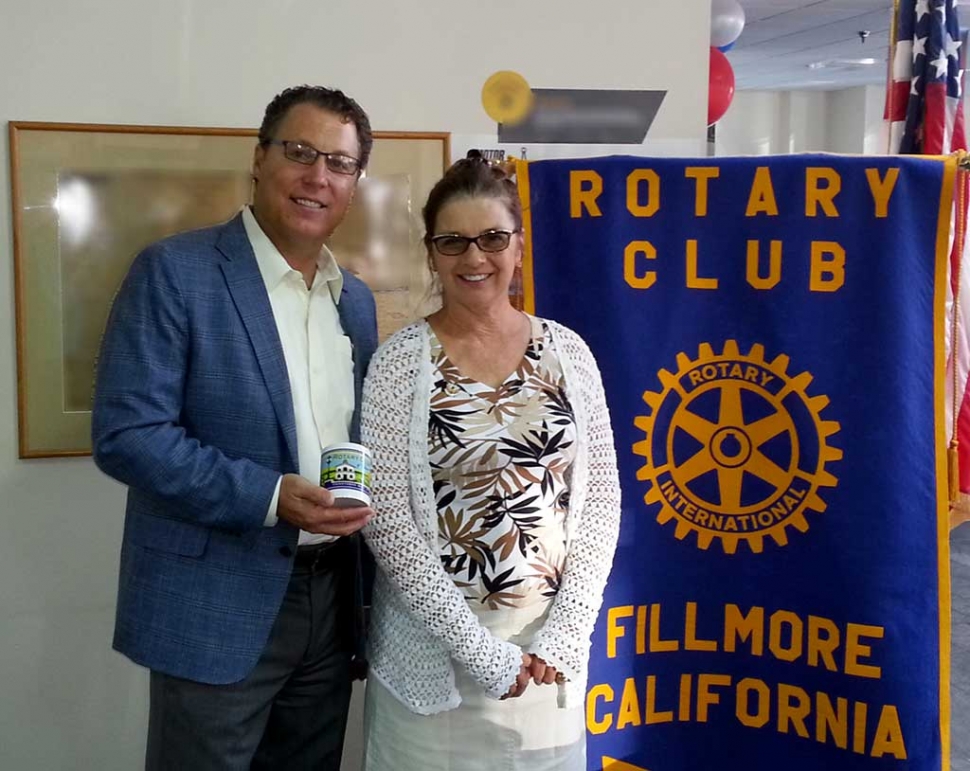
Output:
top-left (886, 0), bottom-right (966, 153)
top-left (887, 0), bottom-right (970, 527)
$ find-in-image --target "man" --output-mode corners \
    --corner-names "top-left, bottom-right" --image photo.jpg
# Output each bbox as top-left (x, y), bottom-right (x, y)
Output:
top-left (92, 85), bottom-right (378, 769)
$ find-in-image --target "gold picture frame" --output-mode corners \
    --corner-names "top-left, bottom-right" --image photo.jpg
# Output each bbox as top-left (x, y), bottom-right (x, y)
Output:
top-left (10, 121), bottom-right (449, 458)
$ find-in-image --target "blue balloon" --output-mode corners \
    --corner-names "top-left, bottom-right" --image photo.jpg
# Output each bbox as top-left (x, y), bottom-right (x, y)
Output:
top-left (718, 42), bottom-right (736, 53)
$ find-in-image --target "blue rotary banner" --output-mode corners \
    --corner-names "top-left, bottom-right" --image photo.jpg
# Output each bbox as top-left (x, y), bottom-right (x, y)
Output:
top-left (517, 154), bottom-right (954, 770)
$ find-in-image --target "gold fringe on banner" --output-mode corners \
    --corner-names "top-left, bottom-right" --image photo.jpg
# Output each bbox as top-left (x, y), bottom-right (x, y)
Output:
top-left (949, 152), bottom-right (970, 528)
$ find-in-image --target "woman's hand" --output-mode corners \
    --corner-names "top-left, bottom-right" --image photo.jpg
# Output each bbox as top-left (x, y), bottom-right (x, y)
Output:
top-left (527, 655), bottom-right (559, 685)
top-left (501, 653), bottom-right (534, 699)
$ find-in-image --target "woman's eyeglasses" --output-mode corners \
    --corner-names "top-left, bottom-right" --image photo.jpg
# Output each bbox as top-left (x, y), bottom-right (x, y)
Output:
top-left (430, 230), bottom-right (519, 256)
top-left (262, 139), bottom-right (361, 176)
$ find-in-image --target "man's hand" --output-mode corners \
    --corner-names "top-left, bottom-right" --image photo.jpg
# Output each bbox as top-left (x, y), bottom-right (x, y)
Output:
top-left (501, 653), bottom-right (533, 700)
top-left (276, 474), bottom-right (374, 536)
top-left (528, 655), bottom-right (558, 685)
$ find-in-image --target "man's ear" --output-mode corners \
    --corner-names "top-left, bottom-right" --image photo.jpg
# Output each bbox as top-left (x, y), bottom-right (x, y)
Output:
top-left (252, 144), bottom-right (265, 182)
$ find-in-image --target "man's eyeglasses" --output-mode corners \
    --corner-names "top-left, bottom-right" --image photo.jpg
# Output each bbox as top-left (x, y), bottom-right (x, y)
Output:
top-left (430, 230), bottom-right (519, 256)
top-left (262, 139), bottom-right (361, 176)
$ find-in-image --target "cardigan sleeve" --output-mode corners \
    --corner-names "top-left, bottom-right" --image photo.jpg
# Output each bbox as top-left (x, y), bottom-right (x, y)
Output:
top-left (528, 328), bottom-right (622, 682)
top-left (361, 331), bottom-right (523, 700)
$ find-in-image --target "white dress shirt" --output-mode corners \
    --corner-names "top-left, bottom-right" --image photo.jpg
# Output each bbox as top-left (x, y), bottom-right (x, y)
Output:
top-left (242, 207), bottom-right (356, 546)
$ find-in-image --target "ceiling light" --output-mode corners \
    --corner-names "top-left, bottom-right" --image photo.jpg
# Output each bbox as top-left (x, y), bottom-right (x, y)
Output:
top-left (807, 58), bottom-right (878, 69)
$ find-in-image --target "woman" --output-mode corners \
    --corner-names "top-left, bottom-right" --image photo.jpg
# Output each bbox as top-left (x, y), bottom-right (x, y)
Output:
top-left (360, 155), bottom-right (621, 771)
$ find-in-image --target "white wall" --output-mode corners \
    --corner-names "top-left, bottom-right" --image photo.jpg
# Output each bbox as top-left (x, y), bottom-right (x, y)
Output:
top-left (827, 87), bottom-right (870, 154)
top-left (714, 85), bottom-right (888, 157)
top-left (827, 85), bottom-right (890, 155)
top-left (0, 2), bottom-right (711, 769)
top-left (862, 84), bottom-right (892, 155)
top-left (714, 90), bottom-right (828, 156)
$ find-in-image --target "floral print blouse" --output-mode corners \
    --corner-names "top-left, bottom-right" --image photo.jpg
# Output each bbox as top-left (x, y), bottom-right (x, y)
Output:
top-left (428, 318), bottom-right (577, 610)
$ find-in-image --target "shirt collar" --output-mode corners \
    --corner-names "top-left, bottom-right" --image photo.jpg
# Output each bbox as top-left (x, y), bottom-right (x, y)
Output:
top-left (241, 206), bottom-right (344, 303)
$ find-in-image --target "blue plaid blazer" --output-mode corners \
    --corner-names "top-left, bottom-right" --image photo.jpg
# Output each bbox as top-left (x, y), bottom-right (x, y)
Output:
top-left (92, 213), bottom-right (378, 684)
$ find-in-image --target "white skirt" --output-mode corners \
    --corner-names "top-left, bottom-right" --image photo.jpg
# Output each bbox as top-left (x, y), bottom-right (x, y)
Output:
top-left (362, 600), bottom-right (586, 771)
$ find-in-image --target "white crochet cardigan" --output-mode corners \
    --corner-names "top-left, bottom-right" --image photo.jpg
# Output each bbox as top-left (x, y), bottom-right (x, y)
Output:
top-left (360, 317), bottom-right (621, 715)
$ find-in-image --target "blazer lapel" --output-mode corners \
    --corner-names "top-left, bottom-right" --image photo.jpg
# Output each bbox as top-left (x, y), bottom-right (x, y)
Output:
top-left (217, 214), bottom-right (299, 470)
top-left (337, 268), bottom-right (376, 442)
top-left (336, 282), bottom-right (365, 380)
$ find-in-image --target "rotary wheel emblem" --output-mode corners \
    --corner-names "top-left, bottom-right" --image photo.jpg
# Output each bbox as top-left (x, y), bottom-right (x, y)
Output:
top-left (633, 341), bottom-right (842, 553)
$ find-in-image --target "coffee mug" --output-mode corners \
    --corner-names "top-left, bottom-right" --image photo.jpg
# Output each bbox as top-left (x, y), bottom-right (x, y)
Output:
top-left (320, 442), bottom-right (373, 507)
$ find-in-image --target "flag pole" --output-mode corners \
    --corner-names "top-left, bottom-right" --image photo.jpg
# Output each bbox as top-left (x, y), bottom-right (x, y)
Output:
top-left (886, 0), bottom-right (901, 153)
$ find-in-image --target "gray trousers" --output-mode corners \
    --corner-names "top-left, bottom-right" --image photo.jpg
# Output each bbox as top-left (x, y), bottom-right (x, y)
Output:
top-left (146, 540), bottom-right (354, 770)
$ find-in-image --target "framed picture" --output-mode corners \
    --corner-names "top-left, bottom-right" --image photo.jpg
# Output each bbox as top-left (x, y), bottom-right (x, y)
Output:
top-left (9, 121), bottom-right (449, 458)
